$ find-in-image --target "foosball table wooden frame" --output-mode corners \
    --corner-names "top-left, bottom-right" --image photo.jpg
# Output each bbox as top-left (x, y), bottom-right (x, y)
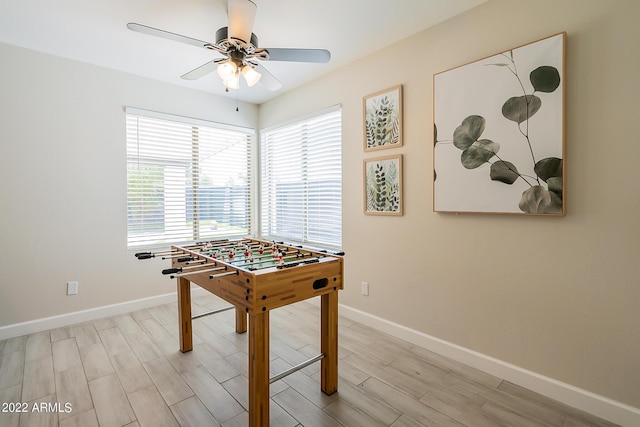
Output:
top-left (136, 238), bottom-right (344, 426)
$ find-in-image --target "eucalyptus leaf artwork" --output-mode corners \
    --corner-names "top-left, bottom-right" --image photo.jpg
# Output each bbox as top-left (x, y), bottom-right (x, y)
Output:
top-left (363, 85), bottom-right (403, 151)
top-left (433, 33), bottom-right (565, 215)
top-left (364, 155), bottom-right (402, 215)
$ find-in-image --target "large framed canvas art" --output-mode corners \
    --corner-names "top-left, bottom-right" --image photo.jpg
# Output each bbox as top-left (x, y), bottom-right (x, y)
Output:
top-left (433, 33), bottom-right (566, 215)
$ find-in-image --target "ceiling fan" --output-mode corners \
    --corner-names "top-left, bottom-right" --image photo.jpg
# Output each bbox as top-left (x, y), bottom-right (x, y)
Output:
top-left (127, 0), bottom-right (331, 92)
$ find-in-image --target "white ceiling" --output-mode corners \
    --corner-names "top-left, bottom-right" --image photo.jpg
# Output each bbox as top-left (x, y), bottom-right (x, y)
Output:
top-left (0, 0), bottom-right (486, 104)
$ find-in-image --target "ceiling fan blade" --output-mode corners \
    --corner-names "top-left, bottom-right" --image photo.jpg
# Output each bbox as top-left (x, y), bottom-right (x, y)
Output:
top-left (254, 64), bottom-right (282, 91)
top-left (263, 48), bottom-right (331, 63)
top-left (181, 60), bottom-right (220, 80)
top-left (127, 23), bottom-right (214, 50)
top-left (227, 0), bottom-right (257, 43)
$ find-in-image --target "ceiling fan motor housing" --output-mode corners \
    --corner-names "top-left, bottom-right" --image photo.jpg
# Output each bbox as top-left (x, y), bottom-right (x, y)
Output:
top-left (215, 26), bottom-right (259, 48)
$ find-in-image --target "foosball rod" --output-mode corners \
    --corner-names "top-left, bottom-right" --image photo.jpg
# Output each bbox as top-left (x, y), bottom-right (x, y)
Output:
top-left (224, 249), bottom-right (308, 264)
top-left (135, 239), bottom-right (293, 260)
top-left (137, 251), bottom-right (198, 261)
top-left (183, 258), bottom-right (207, 266)
top-left (161, 252), bottom-right (199, 260)
top-left (163, 253), bottom-right (219, 262)
top-left (281, 242), bottom-right (345, 257)
top-left (169, 266), bottom-right (227, 279)
top-left (162, 261), bottom-right (218, 275)
top-left (135, 250), bottom-right (180, 260)
top-left (134, 241), bottom-right (211, 259)
top-left (184, 245), bottom-right (248, 259)
top-left (178, 248), bottom-right (286, 265)
top-left (209, 271), bottom-right (238, 279)
top-left (196, 238), bottom-right (255, 250)
top-left (202, 239), bottom-right (300, 253)
top-left (232, 252), bottom-right (315, 268)
top-left (189, 240), bottom-right (307, 260)
top-left (198, 241), bottom-right (278, 257)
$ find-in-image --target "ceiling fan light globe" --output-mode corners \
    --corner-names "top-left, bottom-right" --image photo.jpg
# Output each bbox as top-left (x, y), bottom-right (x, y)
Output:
top-left (217, 62), bottom-right (237, 80)
top-left (242, 65), bottom-right (261, 87)
top-left (225, 73), bottom-right (240, 90)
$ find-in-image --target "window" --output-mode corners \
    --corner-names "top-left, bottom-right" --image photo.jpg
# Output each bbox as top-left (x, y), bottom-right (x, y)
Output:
top-left (261, 107), bottom-right (342, 249)
top-left (126, 108), bottom-right (254, 248)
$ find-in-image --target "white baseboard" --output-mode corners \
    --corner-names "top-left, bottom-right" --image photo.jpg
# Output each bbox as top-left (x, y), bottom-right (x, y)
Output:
top-left (338, 304), bottom-right (640, 427)
top-left (0, 287), bottom-right (210, 341)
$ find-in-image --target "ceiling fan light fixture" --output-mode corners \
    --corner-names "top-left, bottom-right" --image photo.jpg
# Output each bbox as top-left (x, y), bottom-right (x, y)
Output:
top-left (241, 65), bottom-right (261, 87)
top-left (217, 61), bottom-right (237, 81)
top-left (224, 72), bottom-right (240, 90)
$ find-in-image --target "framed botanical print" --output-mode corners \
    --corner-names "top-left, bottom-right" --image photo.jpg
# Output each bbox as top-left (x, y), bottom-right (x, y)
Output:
top-left (364, 154), bottom-right (403, 215)
top-left (363, 85), bottom-right (403, 152)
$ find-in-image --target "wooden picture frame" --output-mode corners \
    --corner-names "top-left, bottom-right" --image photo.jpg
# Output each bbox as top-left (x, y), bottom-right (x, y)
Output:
top-left (433, 33), bottom-right (566, 215)
top-left (364, 154), bottom-right (403, 215)
top-left (363, 85), bottom-right (403, 152)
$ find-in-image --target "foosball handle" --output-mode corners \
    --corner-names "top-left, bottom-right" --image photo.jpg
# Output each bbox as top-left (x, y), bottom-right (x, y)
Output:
top-left (162, 268), bottom-right (180, 275)
top-left (136, 253), bottom-right (154, 259)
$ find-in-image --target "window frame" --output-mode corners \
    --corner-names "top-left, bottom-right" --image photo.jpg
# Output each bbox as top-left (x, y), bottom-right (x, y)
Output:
top-left (125, 107), bottom-right (256, 250)
top-left (259, 106), bottom-right (342, 250)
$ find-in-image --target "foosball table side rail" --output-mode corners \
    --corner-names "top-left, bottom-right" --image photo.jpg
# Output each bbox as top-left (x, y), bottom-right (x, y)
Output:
top-left (169, 248), bottom-right (343, 315)
top-left (134, 238), bottom-right (344, 316)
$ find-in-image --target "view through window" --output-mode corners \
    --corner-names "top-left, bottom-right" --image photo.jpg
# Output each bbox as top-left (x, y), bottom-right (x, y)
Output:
top-left (260, 107), bottom-right (342, 249)
top-left (126, 109), bottom-right (254, 248)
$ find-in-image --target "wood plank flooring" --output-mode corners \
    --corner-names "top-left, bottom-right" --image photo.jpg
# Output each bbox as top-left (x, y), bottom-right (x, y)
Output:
top-left (0, 294), bottom-right (620, 427)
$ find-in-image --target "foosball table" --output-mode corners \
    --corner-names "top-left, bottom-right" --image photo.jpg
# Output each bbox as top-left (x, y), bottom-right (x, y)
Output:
top-left (135, 238), bottom-right (344, 426)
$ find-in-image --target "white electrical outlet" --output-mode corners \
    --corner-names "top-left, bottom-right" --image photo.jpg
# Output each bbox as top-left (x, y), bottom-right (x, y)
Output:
top-left (361, 281), bottom-right (369, 296)
top-left (67, 281), bottom-right (79, 295)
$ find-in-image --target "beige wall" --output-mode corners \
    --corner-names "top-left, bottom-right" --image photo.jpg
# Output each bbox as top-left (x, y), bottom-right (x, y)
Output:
top-left (261, 0), bottom-right (640, 410)
top-left (0, 42), bottom-right (258, 326)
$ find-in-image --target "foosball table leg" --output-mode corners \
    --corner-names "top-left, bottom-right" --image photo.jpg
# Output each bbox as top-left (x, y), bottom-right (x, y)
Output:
top-left (249, 311), bottom-right (270, 426)
top-left (177, 277), bottom-right (193, 352)
top-left (320, 291), bottom-right (339, 394)
top-left (235, 306), bottom-right (247, 333)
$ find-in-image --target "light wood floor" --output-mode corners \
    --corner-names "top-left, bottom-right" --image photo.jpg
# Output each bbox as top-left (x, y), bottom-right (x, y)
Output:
top-left (0, 294), bottom-right (619, 427)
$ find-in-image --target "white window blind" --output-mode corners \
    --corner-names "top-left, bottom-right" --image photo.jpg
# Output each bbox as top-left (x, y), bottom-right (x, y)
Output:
top-left (126, 109), bottom-right (254, 249)
top-left (261, 107), bottom-right (342, 249)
